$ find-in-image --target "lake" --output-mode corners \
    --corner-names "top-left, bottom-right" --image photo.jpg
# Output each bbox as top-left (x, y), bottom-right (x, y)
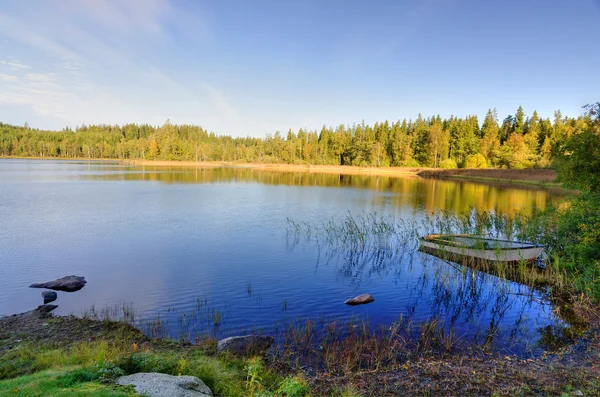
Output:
top-left (0, 159), bottom-right (570, 354)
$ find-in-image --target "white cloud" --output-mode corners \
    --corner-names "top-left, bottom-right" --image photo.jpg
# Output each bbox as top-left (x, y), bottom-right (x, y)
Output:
top-left (0, 1), bottom-right (239, 134)
top-left (24, 73), bottom-right (56, 82)
top-left (0, 73), bottom-right (18, 82)
top-left (1, 60), bottom-right (29, 70)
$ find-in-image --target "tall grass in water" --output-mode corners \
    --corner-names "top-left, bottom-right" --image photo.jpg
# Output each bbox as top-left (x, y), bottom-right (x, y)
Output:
top-left (274, 315), bottom-right (468, 374)
top-left (286, 209), bottom-right (571, 296)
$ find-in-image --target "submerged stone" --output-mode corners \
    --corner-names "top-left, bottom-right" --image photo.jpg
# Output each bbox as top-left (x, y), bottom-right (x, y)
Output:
top-left (30, 275), bottom-right (86, 292)
top-left (42, 291), bottom-right (57, 304)
top-left (344, 293), bottom-right (375, 306)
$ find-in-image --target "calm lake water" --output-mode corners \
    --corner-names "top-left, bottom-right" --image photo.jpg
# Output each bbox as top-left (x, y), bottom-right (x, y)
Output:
top-left (0, 159), bottom-right (570, 353)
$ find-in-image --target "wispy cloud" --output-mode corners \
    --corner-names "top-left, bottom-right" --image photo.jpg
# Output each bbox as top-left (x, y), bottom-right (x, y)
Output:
top-left (24, 73), bottom-right (56, 83)
top-left (0, 0), bottom-right (231, 132)
top-left (0, 73), bottom-right (18, 82)
top-left (1, 60), bottom-right (29, 70)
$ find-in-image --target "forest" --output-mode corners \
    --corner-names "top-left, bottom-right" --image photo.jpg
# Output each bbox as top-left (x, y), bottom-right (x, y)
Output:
top-left (0, 106), bottom-right (594, 169)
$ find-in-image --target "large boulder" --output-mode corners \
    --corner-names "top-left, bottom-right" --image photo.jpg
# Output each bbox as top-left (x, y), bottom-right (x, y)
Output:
top-left (42, 291), bottom-right (57, 304)
top-left (29, 275), bottom-right (86, 292)
top-left (216, 335), bottom-right (275, 355)
top-left (116, 373), bottom-right (212, 397)
top-left (344, 293), bottom-right (375, 306)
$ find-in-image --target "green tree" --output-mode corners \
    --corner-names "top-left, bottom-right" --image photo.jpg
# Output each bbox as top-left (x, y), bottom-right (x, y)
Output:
top-left (557, 103), bottom-right (600, 192)
top-left (464, 153), bottom-right (488, 168)
top-left (480, 109), bottom-right (501, 166)
top-left (514, 106), bottom-right (525, 134)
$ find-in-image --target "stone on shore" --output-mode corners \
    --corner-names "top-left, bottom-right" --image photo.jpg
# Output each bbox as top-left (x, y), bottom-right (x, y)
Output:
top-left (216, 335), bottom-right (275, 355)
top-left (36, 304), bottom-right (58, 313)
top-left (42, 291), bottom-right (57, 304)
top-left (344, 293), bottom-right (375, 306)
top-left (116, 373), bottom-right (213, 397)
top-left (30, 275), bottom-right (87, 292)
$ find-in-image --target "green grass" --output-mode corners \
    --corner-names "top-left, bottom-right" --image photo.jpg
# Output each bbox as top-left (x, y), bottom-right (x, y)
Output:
top-left (0, 341), bottom-right (320, 397)
top-left (0, 368), bottom-right (137, 397)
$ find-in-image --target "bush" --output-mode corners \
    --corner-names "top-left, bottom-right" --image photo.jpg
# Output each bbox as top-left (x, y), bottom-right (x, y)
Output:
top-left (464, 153), bottom-right (487, 169)
top-left (277, 375), bottom-right (309, 396)
top-left (439, 158), bottom-right (457, 169)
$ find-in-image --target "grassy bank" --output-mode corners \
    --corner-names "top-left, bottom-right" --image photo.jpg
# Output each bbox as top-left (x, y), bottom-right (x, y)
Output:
top-left (1, 306), bottom-right (598, 397)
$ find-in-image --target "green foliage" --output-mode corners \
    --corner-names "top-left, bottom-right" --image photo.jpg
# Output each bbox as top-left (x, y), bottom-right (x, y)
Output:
top-left (556, 116), bottom-right (600, 192)
top-left (464, 153), bottom-right (487, 169)
top-left (276, 375), bottom-right (309, 396)
top-left (96, 361), bottom-right (125, 381)
top-left (245, 357), bottom-right (265, 396)
top-left (516, 190), bottom-right (600, 300)
top-left (0, 105), bottom-right (588, 169)
top-left (439, 158), bottom-right (458, 169)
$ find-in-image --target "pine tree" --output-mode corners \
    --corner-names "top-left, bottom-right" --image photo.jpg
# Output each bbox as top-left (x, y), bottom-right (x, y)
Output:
top-left (514, 106), bottom-right (525, 134)
top-left (480, 109), bottom-right (501, 166)
top-left (524, 110), bottom-right (540, 156)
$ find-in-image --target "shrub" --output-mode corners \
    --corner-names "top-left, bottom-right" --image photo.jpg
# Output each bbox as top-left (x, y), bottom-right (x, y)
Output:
top-left (464, 153), bottom-right (488, 169)
top-left (277, 375), bottom-right (309, 396)
top-left (439, 158), bottom-right (457, 169)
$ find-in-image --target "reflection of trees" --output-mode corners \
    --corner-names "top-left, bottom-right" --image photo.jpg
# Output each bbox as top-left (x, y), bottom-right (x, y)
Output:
top-left (83, 166), bottom-right (565, 215)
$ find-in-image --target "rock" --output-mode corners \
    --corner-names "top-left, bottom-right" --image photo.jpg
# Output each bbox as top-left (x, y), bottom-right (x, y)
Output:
top-left (30, 275), bottom-right (86, 292)
top-left (216, 335), bottom-right (275, 355)
top-left (42, 291), bottom-right (57, 304)
top-left (573, 391), bottom-right (584, 396)
top-left (344, 293), bottom-right (374, 306)
top-left (116, 373), bottom-right (212, 397)
top-left (36, 304), bottom-right (58, 313)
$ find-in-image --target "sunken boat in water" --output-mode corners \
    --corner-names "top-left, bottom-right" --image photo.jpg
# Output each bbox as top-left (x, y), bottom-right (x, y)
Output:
top-left (419, 234), bottom-right (544, 265)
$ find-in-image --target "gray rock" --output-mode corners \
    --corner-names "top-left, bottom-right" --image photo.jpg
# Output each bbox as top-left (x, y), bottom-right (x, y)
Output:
top-left (344, 293), bottom-right (375, 306)
top-left (573, 391), bottom-right (584, 396)
top-left (36, 304), bottom-right (58, 313)
top-left (30, 275), bottom-right (86, 292)
top-left (42, 291), bottom-right (57, 304)
top-left (217, 335), bottom-right (275, 355)
top-left (117, 373), bottom-right (212, 397)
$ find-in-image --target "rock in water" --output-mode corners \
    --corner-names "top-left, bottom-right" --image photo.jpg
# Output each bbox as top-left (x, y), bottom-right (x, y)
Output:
top-left (344, 293), bottom-right (375, 306)
top-left (42, 291), bottom-right (57, 304)
top-left (30, 275), bottom-right (86, 292)
top-left (117, 373), bottom-right (213, 397)
top-left (216, 335), bottom-right (275, 355)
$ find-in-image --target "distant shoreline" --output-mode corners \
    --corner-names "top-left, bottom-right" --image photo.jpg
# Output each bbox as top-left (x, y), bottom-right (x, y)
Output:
top-left (124, 160), bottom-right (560, 185)
top-left (1, 156), bottom-right (559, 186)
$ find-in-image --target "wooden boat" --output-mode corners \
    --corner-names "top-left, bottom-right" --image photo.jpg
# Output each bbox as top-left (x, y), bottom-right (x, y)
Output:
top-left (419, 234), bottom-right (544, 265)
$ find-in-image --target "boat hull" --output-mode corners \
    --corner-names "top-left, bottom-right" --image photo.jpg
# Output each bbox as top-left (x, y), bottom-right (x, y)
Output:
top-left (419, 239), bottom-right (544, 265)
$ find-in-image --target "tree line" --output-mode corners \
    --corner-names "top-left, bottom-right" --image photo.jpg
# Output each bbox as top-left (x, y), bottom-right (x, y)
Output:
top-left (0, 106), bottom-right (593, 169)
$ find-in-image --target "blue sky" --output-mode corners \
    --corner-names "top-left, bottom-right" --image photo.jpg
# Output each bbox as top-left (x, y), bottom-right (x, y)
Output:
top-left (0, 0), bottom-right (598, 137)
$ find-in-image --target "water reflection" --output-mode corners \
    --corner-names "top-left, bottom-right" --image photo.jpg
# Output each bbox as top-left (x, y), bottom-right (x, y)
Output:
top-left (285, 214), bottom-right (572, 355)
top-left (80, 165), bottom-right (567, 215)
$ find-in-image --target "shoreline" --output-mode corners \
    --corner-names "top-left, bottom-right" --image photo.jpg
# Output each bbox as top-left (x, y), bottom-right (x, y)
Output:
top-left (2, 156), bottom-right (560, 186)
top-left (1, 307), bottom-right (598, 396)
